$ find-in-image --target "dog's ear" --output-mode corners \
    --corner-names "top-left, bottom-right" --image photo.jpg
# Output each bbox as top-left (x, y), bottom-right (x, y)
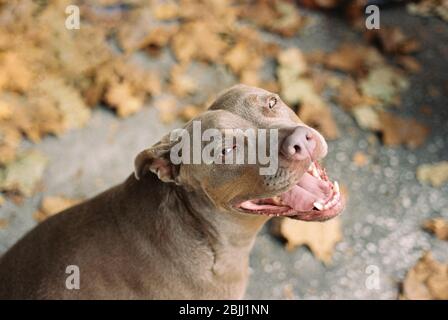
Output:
top-left (134, 136), bottom-right (178, 183)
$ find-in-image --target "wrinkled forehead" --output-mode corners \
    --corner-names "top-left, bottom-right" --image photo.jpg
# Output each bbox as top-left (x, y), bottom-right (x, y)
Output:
top-left (208, 84), bottom-right (273, 114)
top-left (184, 109), bottom-right (252, 132)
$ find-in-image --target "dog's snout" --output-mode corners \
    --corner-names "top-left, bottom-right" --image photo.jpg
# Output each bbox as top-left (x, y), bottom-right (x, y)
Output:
top-left (281, 126), bottom-right (317, 161)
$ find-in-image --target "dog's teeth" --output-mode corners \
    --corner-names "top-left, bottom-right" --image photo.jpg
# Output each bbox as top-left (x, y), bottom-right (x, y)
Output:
top-left (313, 202), bottom-right (323, 211)
top-left (334, 181), bottom-right (339, 193)
top-left (312, 166), bottom-right (319, 178)
top-left (272, 196), bottom-right (282, 205)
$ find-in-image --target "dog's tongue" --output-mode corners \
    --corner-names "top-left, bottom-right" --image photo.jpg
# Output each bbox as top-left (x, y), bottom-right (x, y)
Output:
top-left (280, 173), bottom-right (331, 211)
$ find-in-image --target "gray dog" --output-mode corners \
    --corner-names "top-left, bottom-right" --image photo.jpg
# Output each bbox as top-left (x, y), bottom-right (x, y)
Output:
top-left (0, 85), bottom-right (344, 299)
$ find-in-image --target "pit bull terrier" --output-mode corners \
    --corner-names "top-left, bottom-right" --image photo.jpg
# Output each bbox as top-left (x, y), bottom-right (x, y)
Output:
top-left (0, 84), bottom-right (344, 299)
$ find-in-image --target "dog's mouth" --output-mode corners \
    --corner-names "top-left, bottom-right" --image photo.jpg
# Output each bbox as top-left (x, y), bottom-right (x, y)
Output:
top-left (236, 161), bottom-right (344, 221)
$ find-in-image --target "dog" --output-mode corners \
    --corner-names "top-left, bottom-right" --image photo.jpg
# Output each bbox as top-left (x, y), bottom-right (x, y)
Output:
top-left (0, 84), bottom-right (344, 299)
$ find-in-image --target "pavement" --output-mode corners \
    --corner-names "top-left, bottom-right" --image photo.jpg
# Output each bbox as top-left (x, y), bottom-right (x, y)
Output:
top-left (0, 6), bottom-right (447, 299)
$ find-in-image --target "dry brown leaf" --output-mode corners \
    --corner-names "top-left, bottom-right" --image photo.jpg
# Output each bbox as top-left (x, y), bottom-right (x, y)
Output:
top-left (105, 82), bottom-right (144, 118)
top-left (156, 97), bottom-right (178, 124)
top-left (360, 66), bottom-right (409, 106)
top-left (396, 56), bottom-right (422, 73)
top-left (271, 217), bottom-right (343, 265)
top-left (416, 161), bottom-right (448, 188)
top-left (299, 101), bottom-right (340, 140)
top-left (33, 195), bottom-right (81, 223)
top-left (423, 218), bottom-right (448, 241)
top-left (352, 106), bottom-right (381, 131)
top-left (407, 1), bottom-right (448, 22)
top-left (0, 123), bottom-right (22, 165)
top-left (224, 42), bottom-right (262, 76)
top-left (277, 48), bottom-right (339, 140)
top-left (153, 2), bottom-right (180, 20)
top-left (118, 9), bottom-right (178, 53)
top-left (310, 44), bottom-right (384, 76)
top-left (335, 78), bottom-right (378, 111)
top-left (178, 105), bottom-right (203, 122)
top-left (0, 218), bottom-right (8, 229)
top-left (32, 76), bottom-right (91, 132)
top-left (0, 150), bottom-right (48, 197)
top-left (240, 0), bottom-right (305, 37)
top-left (169, 64), bottom-right (198, 97)
top-left (171, 21), bottom-right (227, 64)
top-left (401, 252), bottom-right (448, 300)
top-left (0, 51), bottom-right (33, 92)
top-left (379, 111), bottom-right (430, 149)
top-left (353, 151), bottom-right (368, 167)
top-left (365, 26), bottom-right (420, 55)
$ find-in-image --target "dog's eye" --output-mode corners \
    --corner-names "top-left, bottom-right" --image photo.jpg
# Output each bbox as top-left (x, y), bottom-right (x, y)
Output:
top-left (221, 145), bottom-right (235, 156)
top-left (268, 96), bottom-right (277, 109)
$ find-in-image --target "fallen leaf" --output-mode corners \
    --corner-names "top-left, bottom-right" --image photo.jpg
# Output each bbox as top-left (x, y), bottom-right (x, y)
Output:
top-left (379, 111), bottom-right (429, 149)
top-left (0, 123), bottom-right (22, 165)
top-left (105, 82), bottom-right (144, 118)
top-left (335, 77), bottom-right (378, 111)
top-left (396, 56), bottom-right (422, 73)
top-left (240, 0), bottom-right (306, 37)
top-left (0, 218), bottom-right (8, 229)
top-left (353, 151), bottom-right (368, 167)
top-left (169, 64), bottom-right (198, 97)
top-left (283, 284), bottom-right (296, 299)
top-left (33, 195), bottom-right (81, 223)
top-left (155, 97), bottom-right (178, 124)
top-left (223, 41), bottom-right (262, 76)
top-left (0, 150), bottom-right (48, 197)
top-left (118, 9), bottom-right (178, 53)
top-left (171, 21), bottom-right (227, 64)
top-left (401, 252), bottom-right (448, 300)
top-left (420, 105), bottom-right (432, 116)
top-left (417, 161), bottom-right (448, 187)
top-left (32, 76), bottom-right (91, 131)
top-left (360, 66), bottom-right (409, 106)
top-left (178, 105), bottom-right (202, 122)
top-left (271, 217), bottom-right (343, 265)
top-left (0, 51), bottom-right (33, 92)
top-left (423, 218), bottom-right (448, 241)
top-left (407, 1), bottom-right (448, 22)
top-left (298, 101), bottom-right (340, 140)
top-left (365, 26), bottom-right (420, 55)
top-left (277, 48), bottom-right (339, 140)
top-left (310, 44), bottom-right (384, 76)
top-left (153, 2), bottom-right (179, 20)
top-left (352, 106), bottom-right (381, 131)
top-left (298, 0), bottom-right (342, 8)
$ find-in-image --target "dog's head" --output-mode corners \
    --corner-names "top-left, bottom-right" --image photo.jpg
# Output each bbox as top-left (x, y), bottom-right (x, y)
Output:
top-left (135, 84), bottom-right (344, 221)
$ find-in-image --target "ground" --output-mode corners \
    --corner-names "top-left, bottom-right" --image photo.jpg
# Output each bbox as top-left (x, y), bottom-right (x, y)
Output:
top-left (0, 7), bottom-right (447, 299)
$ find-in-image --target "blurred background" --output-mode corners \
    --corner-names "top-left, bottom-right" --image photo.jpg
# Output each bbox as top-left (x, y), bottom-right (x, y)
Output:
top-left (0, 0), bottom-right (447, 299)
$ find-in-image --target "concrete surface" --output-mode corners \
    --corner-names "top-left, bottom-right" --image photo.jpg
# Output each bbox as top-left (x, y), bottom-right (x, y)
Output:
top-left (0, 7), bottom-right (447, 299)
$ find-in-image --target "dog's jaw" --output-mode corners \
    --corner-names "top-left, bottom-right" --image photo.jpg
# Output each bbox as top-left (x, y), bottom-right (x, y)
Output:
top-left (234, 160), bottom-right (344, 222)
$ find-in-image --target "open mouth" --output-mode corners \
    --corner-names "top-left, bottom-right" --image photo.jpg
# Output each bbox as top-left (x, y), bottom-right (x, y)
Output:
top-left (236, 161), bottom-right (344, 221)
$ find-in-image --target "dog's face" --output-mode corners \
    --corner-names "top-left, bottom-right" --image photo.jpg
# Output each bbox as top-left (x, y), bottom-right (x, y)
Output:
top-left (135, 85), bottom-right (344, 221)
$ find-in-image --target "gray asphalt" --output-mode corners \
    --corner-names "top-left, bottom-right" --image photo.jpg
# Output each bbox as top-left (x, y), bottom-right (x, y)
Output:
top-left (0, 7), bottom-right (447, 299)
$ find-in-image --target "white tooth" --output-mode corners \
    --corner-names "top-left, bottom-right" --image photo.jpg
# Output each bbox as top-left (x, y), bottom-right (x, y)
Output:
top-left (325, 200), bottom-right (334, 210)
top-left (312, 166), bottom-right (319, 178)
top-left (272, 196), bottom-right (282, 205)
top-left (313, 202), bottom-right (323, 210)
top-left (334, 181), bottom-right (339, 193)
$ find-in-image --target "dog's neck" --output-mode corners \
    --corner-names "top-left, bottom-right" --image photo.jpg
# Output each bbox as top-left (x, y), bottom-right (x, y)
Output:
top-left (120, 173), bottom-right (268, 277)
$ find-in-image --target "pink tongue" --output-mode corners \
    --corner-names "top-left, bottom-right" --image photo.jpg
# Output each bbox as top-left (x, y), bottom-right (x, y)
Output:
top-left (280, 173), bottom-right (331, 211)
top-left (297, 172), bottom-right (331, 196)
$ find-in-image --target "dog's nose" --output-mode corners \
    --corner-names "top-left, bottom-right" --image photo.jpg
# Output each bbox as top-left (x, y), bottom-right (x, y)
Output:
top-left (281, 126), bottom-right (317, 161)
